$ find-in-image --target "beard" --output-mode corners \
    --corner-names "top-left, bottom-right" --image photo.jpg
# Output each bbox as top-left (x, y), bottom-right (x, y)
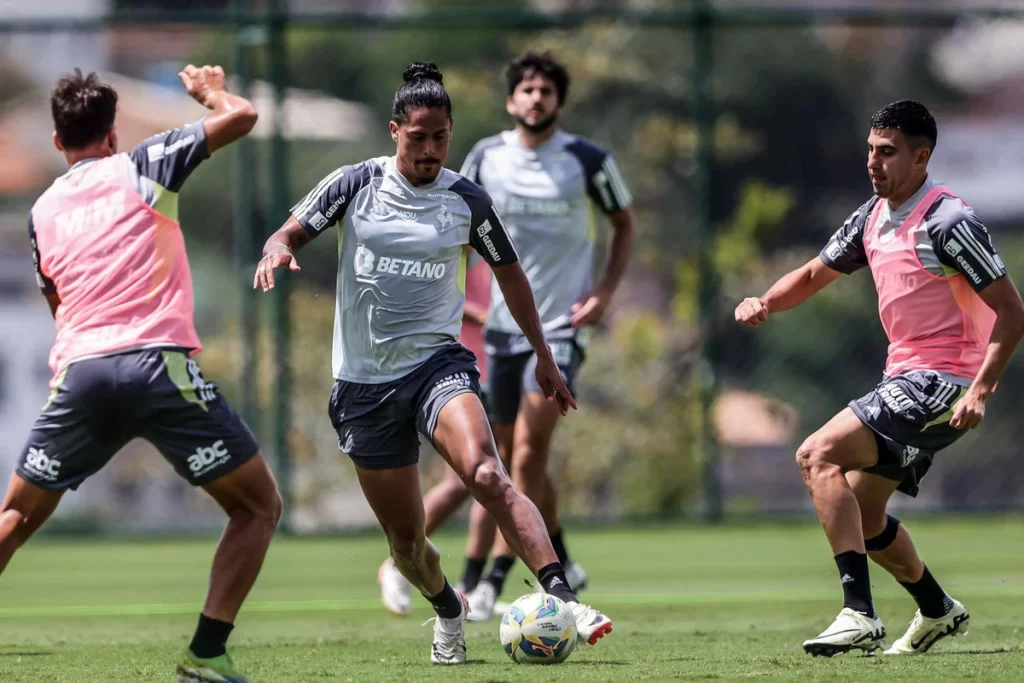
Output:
top-left (515, 110), bottom-right (558, 134)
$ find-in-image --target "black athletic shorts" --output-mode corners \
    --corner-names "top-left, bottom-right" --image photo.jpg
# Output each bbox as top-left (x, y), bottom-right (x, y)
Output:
top-left (328, 344), bottom-right (483, 470)
top-left (17, 348), bottom-right (259, 491)
top-left (849, 370), bottom-right (969, 497)
top-left (484, 329), bottom-right (584, 426)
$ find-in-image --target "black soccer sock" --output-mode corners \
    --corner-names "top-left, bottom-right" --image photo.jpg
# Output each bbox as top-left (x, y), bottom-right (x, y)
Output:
top-left (550, 528), bottom-right (571, 566)
top-left (537, 562), bottom-right (577, 604)
top-left (189, 613), bottom-right (234, 659)
top-left (461, 557), bottom-right (486, 593)
top-left (428, 579), bottom-right (464, 620)
top-left (484, 555), bottom-right (517, 595)
top-left (900, 565), bottom-right (953, 619)
top-left (835, 550), bottom-right (875, 617)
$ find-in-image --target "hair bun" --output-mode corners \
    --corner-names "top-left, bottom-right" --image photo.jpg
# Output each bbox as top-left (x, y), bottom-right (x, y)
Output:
top-left (402, 62), bottom-right (443, 85)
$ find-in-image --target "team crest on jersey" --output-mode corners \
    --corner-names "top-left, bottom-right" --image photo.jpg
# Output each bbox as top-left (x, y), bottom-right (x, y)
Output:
top-left (354, 244), bottom-right (377, 276)
top-left (437, 203), bottom-right (455, 232)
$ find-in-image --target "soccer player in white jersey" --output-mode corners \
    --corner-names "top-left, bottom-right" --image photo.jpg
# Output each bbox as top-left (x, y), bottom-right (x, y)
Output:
top-left (377, 51), bottom-right (636, 621)
top-left (737, 101), bottom-right (1024, 656)
top-left (255, 62), bottom-right (613, 664)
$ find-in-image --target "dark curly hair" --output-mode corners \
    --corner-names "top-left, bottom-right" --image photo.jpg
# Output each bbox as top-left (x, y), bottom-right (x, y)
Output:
top-left (506, 51), bottom-right (570, 105)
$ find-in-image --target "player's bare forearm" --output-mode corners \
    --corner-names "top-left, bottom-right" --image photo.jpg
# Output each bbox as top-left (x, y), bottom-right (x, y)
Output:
top-left (254, 217), bottom-right (310, 291)
top-left (262, 218), bottom-right (312, 257)
top-left (179, 64), bottom-right (258, 154)
top-left (203, 92), bottom-right (258, 153)
top-left (737, 257), bottom-right (842, 327)
top-left (971, 277), bottom-right (1024, 397)
top-left (762, 257), bottom-right (842, 313)
top-left (595, 208), bottom-right (635, 296)
top-left (492, 262), bottom-right (551, 359)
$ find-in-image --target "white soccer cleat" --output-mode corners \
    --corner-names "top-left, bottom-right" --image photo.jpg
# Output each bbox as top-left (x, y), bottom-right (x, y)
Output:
top-left (466, 580), bottom-right (498, 622)
top-left (429, 591), bottom-right (469, 665)
top-left (802, 607), bottom-right (886, 657)
top-left (885, 598), bottom-right (969, 655)
top-left (378, 558), bottom-right (412, 616)
top-left (568, 601), bottom-right (613, 645)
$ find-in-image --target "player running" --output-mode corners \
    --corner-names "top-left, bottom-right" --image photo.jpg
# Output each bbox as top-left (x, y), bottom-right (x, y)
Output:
top-left (736, 100), bottom-right (1024, 657)
top-left (254, 62), bottom-right (612, 665)
top-left (379, 51), bottom-right (635, 622)
top-left (377, 252), bottom-right (494, 616)
top-left (1, 67), bottom-right (281, 683)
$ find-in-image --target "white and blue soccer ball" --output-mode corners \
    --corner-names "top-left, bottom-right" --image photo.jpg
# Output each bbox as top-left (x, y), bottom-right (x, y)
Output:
top-left (499, 592), bottom-right (578, 664)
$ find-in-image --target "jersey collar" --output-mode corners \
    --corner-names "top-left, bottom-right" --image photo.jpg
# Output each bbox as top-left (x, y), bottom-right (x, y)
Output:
top-left (880, 176), bottom-right (940, 228)
top-left (385, 156), bottom-right (444, 195)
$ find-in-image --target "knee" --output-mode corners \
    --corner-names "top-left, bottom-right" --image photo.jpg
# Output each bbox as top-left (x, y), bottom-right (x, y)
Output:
top-left (0, 508), bottom-right (31, 546)
top-left (265, 489), bottom-right (284, 529)
top-left (795, 435), bottom-right (841, 486)
top-left (386, 525), bottom-right (426, 560)
top-left (235, 487), bottom-right (283, 532)
top-left (465, 454), bottom-right (513, 503)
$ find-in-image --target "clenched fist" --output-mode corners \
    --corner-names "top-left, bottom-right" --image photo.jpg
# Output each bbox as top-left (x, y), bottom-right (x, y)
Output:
top-left (735, 297), bottom-right (769, 327)
top-left (179, 64), bottom-right (227, 109)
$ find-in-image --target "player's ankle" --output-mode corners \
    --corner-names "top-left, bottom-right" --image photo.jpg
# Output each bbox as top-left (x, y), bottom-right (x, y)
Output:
top-left (428, 579), bottom-right (463, 619)
top-left (460, 556), bottom-right (486, 592)
top-left (835, 550), bottom-right (875, 618)
top-left (189, 613), bottom-right (234, 659)
top-left (899, 565), bottom-right (951, 618)
top-left (537, 562), bottom-right (576, 604)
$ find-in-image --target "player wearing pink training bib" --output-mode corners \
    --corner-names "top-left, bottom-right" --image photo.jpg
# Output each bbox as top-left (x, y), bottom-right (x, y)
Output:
top-left (1, 67), bottom-right (280, 683)
top-left (735, 101), bottom-right (1024, 658)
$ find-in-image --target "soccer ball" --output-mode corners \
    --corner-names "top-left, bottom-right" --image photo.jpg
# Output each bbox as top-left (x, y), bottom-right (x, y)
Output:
top-left (499, 592), bottom-right (578, 664)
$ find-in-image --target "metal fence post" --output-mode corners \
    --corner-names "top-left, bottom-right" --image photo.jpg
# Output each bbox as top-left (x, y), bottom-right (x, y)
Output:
top-left (267, 0), bottom-right (293, 533)
top-left (693, 2), bottom-right (723, 522)
top-left (232, 0), bottom-right (258, 429)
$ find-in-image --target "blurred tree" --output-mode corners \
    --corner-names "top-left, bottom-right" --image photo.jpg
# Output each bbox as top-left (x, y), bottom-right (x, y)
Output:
top-left (183, 7), bottom-right (1011, 521)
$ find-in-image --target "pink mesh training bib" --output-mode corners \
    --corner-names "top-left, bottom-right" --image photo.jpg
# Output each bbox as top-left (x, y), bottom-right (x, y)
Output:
top-left (32, 155), bottom-right (201, 384)
top-left (864, 185), bottom-right (994, 379)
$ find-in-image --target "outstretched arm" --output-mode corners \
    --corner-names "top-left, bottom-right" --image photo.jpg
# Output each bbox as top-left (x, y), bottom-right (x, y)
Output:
top-left (738, 201), bottom-right (872, 327)
top-left (179, 64), bottom-right (258, 154)
top-left (735, 257), bottom-right (843, 326)
top-left (254, 161), bottom-right (376, 291)
top-left (254, 218), bottom-right (309, 292)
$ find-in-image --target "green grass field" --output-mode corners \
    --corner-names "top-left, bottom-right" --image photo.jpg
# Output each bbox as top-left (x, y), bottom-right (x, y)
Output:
top-left (1, 516), bottom-right (1022, 682)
